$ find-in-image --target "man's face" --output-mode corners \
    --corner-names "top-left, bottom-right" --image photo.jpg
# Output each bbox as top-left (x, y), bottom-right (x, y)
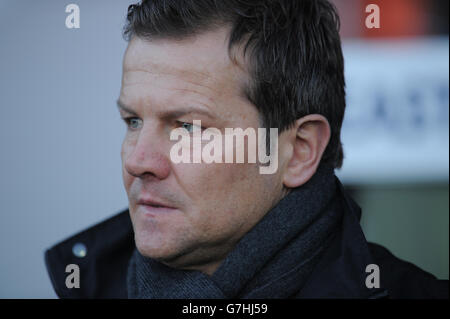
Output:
top-left (119, 28), bottom-right (285, 274)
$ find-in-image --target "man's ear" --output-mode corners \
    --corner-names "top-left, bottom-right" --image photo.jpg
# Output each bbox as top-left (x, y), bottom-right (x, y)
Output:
top-left (282, 114), bottom-right (331, 188)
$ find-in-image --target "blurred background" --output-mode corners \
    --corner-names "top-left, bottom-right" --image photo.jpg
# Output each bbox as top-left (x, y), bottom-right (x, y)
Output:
top-left (0, 0), bottom-right (448, 298)
top-left (332, 0), bottom-right (449, 283)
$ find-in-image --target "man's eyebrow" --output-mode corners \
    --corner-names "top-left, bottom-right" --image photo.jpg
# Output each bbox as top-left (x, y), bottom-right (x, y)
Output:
top-left (116, 100), bottom-right (138, 116)
top-left (159, 108), bottom-right (217, 121)
top-left (116, 99), bottom-right (218, 120)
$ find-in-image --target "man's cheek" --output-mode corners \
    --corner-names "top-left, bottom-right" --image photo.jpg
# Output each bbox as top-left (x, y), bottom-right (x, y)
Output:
top-left (123, 172), bottom-right (132, 192)
top-left (175, 163), bottom-right (219, 194)
top-left (193, 206), bottom-right (241, 241)
top-left (122, 165), bottom-right (136, 201)
top-left (121, 144), bottom-right (134, 189)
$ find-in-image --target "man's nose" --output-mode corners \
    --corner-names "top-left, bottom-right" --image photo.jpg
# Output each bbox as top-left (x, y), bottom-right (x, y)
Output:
top-left (124, 128), bottom-right (171, 180)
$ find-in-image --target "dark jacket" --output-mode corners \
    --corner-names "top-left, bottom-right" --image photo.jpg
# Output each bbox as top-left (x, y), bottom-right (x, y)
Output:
top-left (44, 181), bottom-right (448, 299)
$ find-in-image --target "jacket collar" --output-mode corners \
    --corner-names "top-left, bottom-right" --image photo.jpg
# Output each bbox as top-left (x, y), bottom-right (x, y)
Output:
top-left (45, 210), bottom-right (134, 298)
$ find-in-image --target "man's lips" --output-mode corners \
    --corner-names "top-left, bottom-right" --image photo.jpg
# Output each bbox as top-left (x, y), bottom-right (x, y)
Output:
top-left (136, 197), bottom-right (178, 216)
top-left (137, 198), bottom-right (175, 208)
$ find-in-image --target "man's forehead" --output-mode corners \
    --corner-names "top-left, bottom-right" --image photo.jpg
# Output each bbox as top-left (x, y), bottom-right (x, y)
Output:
top-left (124, 59), bottom-right (213, 84)
top-left (123, 31), bottom-right (239, 83)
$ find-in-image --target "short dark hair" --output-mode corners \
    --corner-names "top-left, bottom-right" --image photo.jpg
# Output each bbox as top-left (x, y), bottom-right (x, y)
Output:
top-left (123, 0), bottom-right (346, 168)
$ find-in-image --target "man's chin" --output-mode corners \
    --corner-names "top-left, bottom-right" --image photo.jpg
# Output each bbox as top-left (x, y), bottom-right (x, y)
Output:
top-left (135, 236), bottom-right (212, 272)
top-left (135, 235), bottom-right (185, 263)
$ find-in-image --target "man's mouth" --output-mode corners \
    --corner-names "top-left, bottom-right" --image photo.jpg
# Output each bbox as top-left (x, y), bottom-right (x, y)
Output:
top-left (138, 198), bottom-right (175, 208)
top-left (136, 197), bottom-right (178, 216)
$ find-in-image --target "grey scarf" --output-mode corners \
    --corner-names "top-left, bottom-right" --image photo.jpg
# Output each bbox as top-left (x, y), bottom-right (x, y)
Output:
top-left (127, 164), bottom-right (342, 298)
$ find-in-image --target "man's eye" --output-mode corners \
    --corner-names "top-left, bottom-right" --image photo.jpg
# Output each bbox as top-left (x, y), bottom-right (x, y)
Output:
top-left (180, 122), bottom-right (202, 133)
top-left (123, 117), bottom-right (142, 130)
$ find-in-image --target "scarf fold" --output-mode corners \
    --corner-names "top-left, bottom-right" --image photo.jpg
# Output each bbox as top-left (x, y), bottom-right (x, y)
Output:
top-left (127, 164), bottom-right (342, 299)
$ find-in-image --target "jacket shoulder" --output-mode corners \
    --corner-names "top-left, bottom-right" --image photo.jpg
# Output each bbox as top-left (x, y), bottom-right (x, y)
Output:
top-left (368, 242), bottom-right (448, 299)
top-left (45, 209), bottom-right (135, 298)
